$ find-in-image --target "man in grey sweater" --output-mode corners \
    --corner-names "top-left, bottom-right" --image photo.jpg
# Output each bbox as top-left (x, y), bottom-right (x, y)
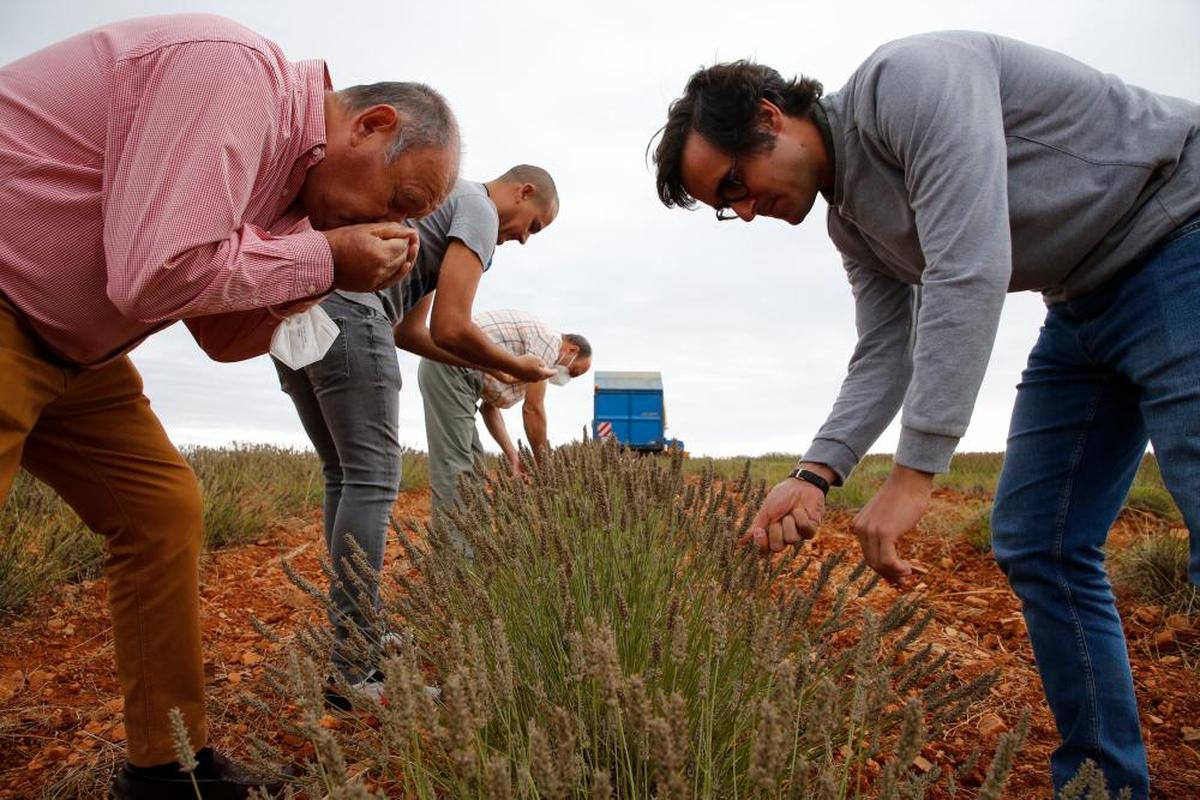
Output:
top-left (653, 31), bottom-right (1199, 797)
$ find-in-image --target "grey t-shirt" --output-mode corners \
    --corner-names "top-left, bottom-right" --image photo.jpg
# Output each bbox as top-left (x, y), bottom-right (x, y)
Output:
top-left (801, 31), bottom-right (1200, 479)
top-left (334, 180), bottom-right (499, 323)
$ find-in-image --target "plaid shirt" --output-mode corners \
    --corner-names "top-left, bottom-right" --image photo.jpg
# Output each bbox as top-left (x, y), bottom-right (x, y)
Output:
top-left (477, 310), bottom-right (561, 409)
top-left (0, 14), bottom-right (333, 365)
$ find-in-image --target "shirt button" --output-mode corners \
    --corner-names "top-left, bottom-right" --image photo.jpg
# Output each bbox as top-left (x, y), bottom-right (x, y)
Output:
top-left (307, 284), bottom-right (317, 293)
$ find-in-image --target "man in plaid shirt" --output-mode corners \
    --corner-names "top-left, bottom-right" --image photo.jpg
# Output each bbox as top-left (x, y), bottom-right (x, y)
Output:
top-left (418, 309), bottom-right (592, 527)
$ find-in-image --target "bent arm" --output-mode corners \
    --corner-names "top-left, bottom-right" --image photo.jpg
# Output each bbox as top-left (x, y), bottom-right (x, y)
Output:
top-left (865, 41), bottom-right (1013, 472)
top-left (428, 241), bottom-right (542, 375)
top-left (183, 295), bottom-right (321, 362)
top-left (804, 259), bottom-right (918, 482)
top-left (480, 401), bottom-right (520, 469)
top-left (521, 379), bottom-right (549, 466)
top-left (103, 42), bottom-right (333, 323)
top-left (393, 292), bottom-right (477, 368)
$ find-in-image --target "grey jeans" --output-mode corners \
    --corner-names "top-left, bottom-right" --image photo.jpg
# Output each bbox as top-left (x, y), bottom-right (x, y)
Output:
top-left (416, 357), bottom-right (485, 523)
top-left (273, 293), bottom-right (401, 681)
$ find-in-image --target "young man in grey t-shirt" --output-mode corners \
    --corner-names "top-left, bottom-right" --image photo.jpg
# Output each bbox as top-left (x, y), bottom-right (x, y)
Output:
top-left (271, 165), bottom-right (558, 705)
top-left (652, 33), bottom-right (1199, 797)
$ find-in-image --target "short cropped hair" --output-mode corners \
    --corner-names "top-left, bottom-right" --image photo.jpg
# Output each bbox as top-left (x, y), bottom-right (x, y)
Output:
top-left (562, 333), bottom-right (591, 358)
top-left (651, 61), bottom-right (823, 209)
top-left (496, 164), bottom-right (558, 210)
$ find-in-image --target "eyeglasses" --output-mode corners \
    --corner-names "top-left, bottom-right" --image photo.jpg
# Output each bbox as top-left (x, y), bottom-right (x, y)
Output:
top-left (714, 156), bottom-right (750, 221)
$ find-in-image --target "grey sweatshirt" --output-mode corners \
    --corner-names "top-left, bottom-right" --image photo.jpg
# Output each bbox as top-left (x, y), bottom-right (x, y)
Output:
top-left (804, 31), bottom-right (1200, 480)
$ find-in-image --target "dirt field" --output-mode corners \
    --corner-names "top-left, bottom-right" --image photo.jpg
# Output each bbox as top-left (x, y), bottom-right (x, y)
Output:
top-left (0, 486), bottom-right (1195, 798)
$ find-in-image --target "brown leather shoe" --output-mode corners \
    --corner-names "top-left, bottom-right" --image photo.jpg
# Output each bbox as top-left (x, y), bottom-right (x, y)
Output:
top-left (109, 748), bottom-right (287, 799)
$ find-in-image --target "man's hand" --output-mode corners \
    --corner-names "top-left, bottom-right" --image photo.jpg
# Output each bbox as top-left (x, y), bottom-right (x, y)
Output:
top-left (738, 466), bottom-right (830, 553)
top-left (511, 353), bottom-right (555, 383)
top-left (325, 222), bottom-right (420, 292)
top-left (505, 450), bottom-right (525, 476)
top-left (851, 464), bottom-right (934, 583)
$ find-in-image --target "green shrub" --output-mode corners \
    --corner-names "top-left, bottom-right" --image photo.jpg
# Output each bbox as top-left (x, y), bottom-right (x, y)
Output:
top-left (1123, 485), bottom-right (1181, 521)
top-left (0, 471), bottom-right (104, 615)
top-left (935, 453), bottom-right (1004, 495)
top-left (822, 457), bottom-right (890, 512)
top-left (852, 454), bottom-right (895, 484)
top-left (261, 440), bottom-right (1023, 799)
top-left (826, 480), bottom-right (873, 511)
top-left (961, 506), bottom-right (993, 554)
top-left (1110, 531), bottom-right (1197, 614)
top-left (1132, 453), bottom-right (1165, 490)
top-left (0, 444), bottom-right (324, 614)
top-left (682, 453), bottom-right (798, 486)
top-left (186, 444), bottom-right (322, 549)
top-left (400, 446), bottom-right (430, 492)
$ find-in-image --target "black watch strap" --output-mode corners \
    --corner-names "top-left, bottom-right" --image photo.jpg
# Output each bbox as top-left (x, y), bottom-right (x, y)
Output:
top-left (787, 468), bottom-right (831, 496)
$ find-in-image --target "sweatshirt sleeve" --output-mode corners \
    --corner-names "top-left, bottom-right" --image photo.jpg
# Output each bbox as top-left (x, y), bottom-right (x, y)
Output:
top-left (803, 257), bottom-right (917, 482)
top-left (859, 39), bottom-right (1013, 473)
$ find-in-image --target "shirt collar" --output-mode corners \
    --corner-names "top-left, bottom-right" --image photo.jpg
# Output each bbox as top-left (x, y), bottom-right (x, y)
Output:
top-left (810, 99), bottom-right (837, 205)
top-left (294, 59), bottom-right (332, 159)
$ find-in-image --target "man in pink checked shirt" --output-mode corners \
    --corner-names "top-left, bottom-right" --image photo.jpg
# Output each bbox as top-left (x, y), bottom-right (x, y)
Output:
top-left (0, 13), bottom-right (460, 799)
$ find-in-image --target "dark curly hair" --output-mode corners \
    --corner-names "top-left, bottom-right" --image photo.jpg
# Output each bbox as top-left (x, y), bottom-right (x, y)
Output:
top-left (651, 61), bottom-right (823, 209)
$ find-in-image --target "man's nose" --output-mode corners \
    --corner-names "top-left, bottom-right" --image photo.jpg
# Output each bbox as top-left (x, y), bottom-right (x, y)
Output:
top-left (733, 198), bottom-right (756, 222)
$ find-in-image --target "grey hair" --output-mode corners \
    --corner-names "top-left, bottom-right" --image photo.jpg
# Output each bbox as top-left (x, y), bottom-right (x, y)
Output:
top-left (563, 333), bottom-right (591, 358)
top-left (337, 81), bottom-right (460, 163)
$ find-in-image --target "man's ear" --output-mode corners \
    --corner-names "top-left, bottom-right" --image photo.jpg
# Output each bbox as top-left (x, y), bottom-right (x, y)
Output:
top-left (757, 98), bottom-right (784, 134)
top-left (351, 104), bottom-right (400, 145)
top-left (518, 182), bottom-right (536, 203)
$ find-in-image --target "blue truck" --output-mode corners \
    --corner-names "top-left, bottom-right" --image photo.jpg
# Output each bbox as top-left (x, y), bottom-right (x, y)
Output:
top-left (592, 371), bottom-right (684, 453)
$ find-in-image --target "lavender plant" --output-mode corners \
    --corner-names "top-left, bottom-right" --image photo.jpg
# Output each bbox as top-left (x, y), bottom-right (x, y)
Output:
top-left (264, 439), bottom-right (1019, 798)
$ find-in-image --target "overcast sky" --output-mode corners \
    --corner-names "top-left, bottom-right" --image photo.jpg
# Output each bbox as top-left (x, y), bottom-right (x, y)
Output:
top-left (4, 1), bottom-right (1199, 460)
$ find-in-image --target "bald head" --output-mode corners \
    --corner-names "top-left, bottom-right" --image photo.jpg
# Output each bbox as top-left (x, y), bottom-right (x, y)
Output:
top-left (494, 164), bottom-right (558, 212)
top-left (486, 164), bottom-right (560, 244)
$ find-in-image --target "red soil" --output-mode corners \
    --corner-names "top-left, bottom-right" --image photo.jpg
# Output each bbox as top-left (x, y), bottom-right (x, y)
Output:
top-left (0, 486), bottom-right (1195, 798)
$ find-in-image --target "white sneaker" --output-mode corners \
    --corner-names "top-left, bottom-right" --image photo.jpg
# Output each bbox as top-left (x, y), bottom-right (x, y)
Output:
top-left (324, 669), bottom-right (384, 711)
top-left (325, 668), bottom-right (439, 711)
top-left (380, 631), bottom-right (411, 656)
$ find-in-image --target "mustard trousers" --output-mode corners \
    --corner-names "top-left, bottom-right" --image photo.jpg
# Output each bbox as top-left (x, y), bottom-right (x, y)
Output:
top-left (0, 298), bottom-right (207, 766)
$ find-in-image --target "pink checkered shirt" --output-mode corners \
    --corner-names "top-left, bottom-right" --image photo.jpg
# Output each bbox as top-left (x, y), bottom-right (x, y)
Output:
top-left (477, 310), bottom-right (561, 409)
top-left (0, 14), bottom-right (335, 366)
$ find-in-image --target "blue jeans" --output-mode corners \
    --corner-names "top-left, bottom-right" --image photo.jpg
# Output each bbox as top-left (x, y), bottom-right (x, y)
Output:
top-left (272, 294), bottom-right (402, 681)
top-left (992, 217), bottom-right (1200, 798)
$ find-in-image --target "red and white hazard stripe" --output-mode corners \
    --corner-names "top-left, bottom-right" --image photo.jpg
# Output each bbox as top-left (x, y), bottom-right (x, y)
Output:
top-left (596, 421), bottom-right (613, 439)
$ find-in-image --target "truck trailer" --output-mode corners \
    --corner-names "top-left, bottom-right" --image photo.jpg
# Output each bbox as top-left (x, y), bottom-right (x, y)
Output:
top-left (592, 371), bottom-right (683, 453)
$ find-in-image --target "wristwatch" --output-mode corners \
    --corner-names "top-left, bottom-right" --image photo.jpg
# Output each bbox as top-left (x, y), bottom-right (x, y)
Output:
top-left (787, 468), bottom-right (830, 497)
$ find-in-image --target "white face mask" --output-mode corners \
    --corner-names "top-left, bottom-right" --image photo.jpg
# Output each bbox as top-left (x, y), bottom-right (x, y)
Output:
top-left (548, 350), bottom-right (577, 387)
top-left (548, 364), bottom-right (571, 386)
top-left (269, 305), bottom-right (341, 370)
